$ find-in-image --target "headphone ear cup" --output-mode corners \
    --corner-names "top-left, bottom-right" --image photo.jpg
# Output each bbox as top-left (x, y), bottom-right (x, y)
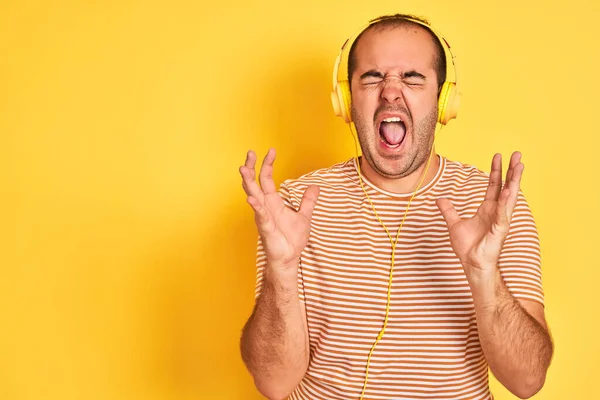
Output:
top-left (437, 82), bottom-right (460, 125)
top-left (331, 80), bottom-right (352, 123)
top-left (339, 80), bottom-right (352, 123)
top-left (331, 85), bottom-right (343, 121)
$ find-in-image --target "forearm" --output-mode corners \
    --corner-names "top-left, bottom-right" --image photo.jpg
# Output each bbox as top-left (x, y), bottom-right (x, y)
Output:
top-left (468, 268), bottom-right (553, 399)
top-left (240, 264), bottom-right (309, 400)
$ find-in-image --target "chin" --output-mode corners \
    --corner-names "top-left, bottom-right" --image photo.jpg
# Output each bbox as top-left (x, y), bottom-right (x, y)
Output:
top-left (371, 156), bottom-right (412, 179)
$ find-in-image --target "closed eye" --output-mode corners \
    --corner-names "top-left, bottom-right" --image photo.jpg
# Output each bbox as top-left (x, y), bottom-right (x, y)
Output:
top-left (360, 70), bottom-right (384, 85)
top-left (359, 70), bottom-right (427, 86)
top-left (363, 79), bottom-right (383, 86)
top-left (404, 79), bottom-right (424, 86)
top-left (403, 70), bottom-right (426, 86)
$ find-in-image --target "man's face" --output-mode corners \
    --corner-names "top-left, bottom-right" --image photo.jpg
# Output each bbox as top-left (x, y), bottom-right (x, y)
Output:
top-left (350, 25), bottom-right (440, 179)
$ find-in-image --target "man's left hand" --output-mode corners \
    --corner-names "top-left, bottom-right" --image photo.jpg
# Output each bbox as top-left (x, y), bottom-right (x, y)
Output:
top-left (436, 152), bottom-right (524, 279)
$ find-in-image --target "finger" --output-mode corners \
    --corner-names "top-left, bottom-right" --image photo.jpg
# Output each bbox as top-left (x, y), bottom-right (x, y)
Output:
top-left (436, 198), bottom-right (461, 230)
top-left (259, 148), bottom-right (277, 194)
top-left (239, 164), bottom-right (265, 201)
top-left (505, 167), bottom-right (513, 188)
top-left (247, 195), bottom-right (276, 234)
top-left (484, 153), bottom-right (502, 201)
top-left (298, 185), bottom-right (320, 221)
top-left (246, 195), bottom-right (262, 212)
top-left (240, 150), bottom-right (260, 196)
top-left (244, 150), bottom-right (257, 180)
top-left (503, 151), bottom-right (521, 190)
top-left (505, 163), bottom-right (524, 218)
top-left (509, 151), bottom-right (522, 169)
top-left (493, 188), bottom-right (512, 235)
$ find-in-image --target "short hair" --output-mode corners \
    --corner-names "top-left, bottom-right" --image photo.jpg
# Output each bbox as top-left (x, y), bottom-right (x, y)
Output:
top-left (347, 14), bottom-right (447, 92)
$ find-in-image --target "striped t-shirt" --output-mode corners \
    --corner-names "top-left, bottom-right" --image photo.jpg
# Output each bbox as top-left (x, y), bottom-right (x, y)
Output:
top-left (254, 155), bottom-right (544, 400)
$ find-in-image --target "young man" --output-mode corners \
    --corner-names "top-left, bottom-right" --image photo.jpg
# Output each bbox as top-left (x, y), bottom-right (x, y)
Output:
top-left (239, 14), bottom-right (553, 400)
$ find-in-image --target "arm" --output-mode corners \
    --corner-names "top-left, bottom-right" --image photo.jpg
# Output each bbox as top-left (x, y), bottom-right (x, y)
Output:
top-left (469, 269), bottom-right (553, 398)
top-left (238, 148), bottom-right (319, 400)
top-left (240, 262), bottom-right (309, 400)
top-left (437, 152), bottom-right (554, 399)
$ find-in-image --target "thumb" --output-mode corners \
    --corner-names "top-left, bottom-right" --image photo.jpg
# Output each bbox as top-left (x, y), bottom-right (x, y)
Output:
top-left (436, 198), bottom-right (461, 230)
top-left (298, 185), bottom-right (320, 220)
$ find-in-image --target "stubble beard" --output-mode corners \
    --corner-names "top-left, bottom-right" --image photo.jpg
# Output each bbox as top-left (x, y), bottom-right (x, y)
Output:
top-left (351, 104), bottom-right (438, 180)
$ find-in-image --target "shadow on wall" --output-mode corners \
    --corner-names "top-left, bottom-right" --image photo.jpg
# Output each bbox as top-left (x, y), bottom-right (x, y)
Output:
top-left (138, 45), bottom-right (344, 398)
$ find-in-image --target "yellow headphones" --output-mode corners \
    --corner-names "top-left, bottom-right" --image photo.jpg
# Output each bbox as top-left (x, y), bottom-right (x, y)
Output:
top-left (330, 15), bottom-right (460, 125)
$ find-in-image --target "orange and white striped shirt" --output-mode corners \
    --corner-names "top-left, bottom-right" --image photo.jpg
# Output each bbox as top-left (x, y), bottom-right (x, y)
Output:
top-left (254, 155), bottom-right (544, 400)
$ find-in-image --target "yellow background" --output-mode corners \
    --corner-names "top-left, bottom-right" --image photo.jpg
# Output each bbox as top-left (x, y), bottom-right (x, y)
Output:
top-left (1, 0), bottom-right (598, 399)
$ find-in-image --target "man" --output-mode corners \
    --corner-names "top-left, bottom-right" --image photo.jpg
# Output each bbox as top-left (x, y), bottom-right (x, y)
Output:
top-left (239, 14), bottom-right (553, 400)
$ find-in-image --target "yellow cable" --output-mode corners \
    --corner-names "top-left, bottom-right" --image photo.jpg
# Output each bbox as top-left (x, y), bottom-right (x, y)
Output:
top-left (348, 123), bottom-right (441, 400)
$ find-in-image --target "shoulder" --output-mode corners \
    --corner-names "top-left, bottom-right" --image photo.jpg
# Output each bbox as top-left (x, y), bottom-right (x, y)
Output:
top-left (438, 155), bottom-right (537, 219)
top-left (441, 157), bottom-right (491, 187)
top-left (276, 158), bottom-right (358, 209)
top-left (279, 157), bottom-right (356, 194)
top-left (435, 157), bottom-right (491, 200)
top-left (434, 157), bottom-right (493, 214)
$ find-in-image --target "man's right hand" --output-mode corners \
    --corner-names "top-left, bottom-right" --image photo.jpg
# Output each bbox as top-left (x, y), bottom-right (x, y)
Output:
top-left (239, 148), bottom-right (320, 273)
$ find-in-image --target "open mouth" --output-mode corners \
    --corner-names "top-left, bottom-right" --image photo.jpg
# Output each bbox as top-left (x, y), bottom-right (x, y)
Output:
top-left (379, 117), bottom-right (406, 148)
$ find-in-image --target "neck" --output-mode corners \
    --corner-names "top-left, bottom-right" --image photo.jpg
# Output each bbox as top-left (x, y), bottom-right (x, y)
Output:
top-left (359, 151), bottom-right (440, 194)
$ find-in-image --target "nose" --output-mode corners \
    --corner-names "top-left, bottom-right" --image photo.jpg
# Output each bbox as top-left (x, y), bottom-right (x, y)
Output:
top-left (380, 77), bottom-right (404, 104)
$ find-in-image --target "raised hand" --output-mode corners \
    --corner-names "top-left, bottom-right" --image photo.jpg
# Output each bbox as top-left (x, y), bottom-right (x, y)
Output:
top-left (436, 152), bottom-right (524, 277)
top-left (240, 148), bottom-right (320, 271)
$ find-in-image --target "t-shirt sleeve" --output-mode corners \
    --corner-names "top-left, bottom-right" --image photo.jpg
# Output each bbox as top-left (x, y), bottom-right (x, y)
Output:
top-left (498, 190), bottom-right (545, 306)
top-left (253, 181), bottom-right (306, 303)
